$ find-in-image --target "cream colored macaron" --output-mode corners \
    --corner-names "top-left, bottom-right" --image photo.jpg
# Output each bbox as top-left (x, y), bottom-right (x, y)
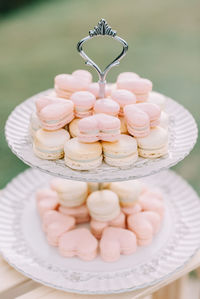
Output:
top-left (87, 190), bottom-right (120, 222)
top-left (69, 118), bottom-right (80, 138)
top-left (109, 180), bottom-right (144, 207)
top-left (51, 178), bottom-right (88, 207)
top-left (137, 126), bottom-right (168, 158)
top-left (64, 137), bottom-right (102, 170)
top-left (33, 128), bottom-right (70, 160)
top-left (119, 116), bottom-right (128, 134)
top-left (102, 134), bottom-right (138, 167)
top-left (148, 91), bottom-right (166, 110)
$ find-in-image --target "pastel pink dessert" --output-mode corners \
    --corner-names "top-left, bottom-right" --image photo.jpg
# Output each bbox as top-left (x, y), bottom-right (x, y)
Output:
top-left (141, 211), bottom-right (161, 234)
top-left (72, 69), bottom-right (92, 84)
top-left (111, 89), bottom-right (137, 116)
top-left (58, 228), bottom-right (98, 261)
top-left (70, 91), bottom-right (96, 118)
top-left (78, 114), bottom-right (120, 143)
top-left (36, 97), bottom-right (74, 130)
top-left (36, 189), bottom-right (59, 217)
top-left (127, 213), bottom-right (153, 246)
top-left (117, 77), bottom-right (152, 102)
top-left (42, 210), bottom-right (74, 233)
top-left (121, 203), bottom-right (142, 216)
top-left (100, 227), bottom-right (137, 262)
top-left (124, 105), bottom-right (150, 137)
top-left (59, 204), bottom-right (90, 224)
top-left (139, 194), bottom-right (165, 218)
top-left (46, 214), bottom-right (75, 247)
top-left (94, 98), bottom-right (120, 117)
top-left (90, 212), bottom-right (126, 239)
top-left (136, 103), bottom-right (161, 127)
top-left (55, 73), bottom-right (90, 99)
top-left (117, 72), bottom-right (140, 82)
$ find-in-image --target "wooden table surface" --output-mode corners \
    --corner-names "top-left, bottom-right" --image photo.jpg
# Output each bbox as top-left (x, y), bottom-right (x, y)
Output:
top-left (1, 250), bottom-right (200, 299)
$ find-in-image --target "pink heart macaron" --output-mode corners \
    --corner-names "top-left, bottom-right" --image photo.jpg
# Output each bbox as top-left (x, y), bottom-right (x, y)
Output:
top-left (36, 188), bottom-right (59, 217)
top-left (54, 71), bottom-right (91, 99)
top-left (136, 102), bottom-right (161, 127)
top-left (117, 77), bottom-right (152, 102)
top-left (94, 98), bottom-right (120, 117)
top-left (100, 227), bottom-right (137, 262)
top-left (70, 91), bottom-right (96, 118)
top-left (124, 104), bottom-right (150, 137)
top-left (111, 89), bottom-right (137, 116)
top-left (58, 228), bottom-right (98, 261)
top-left (36, 96), bottom-right (74, 131)
top-left (78, 113), bottom-right (121, 143)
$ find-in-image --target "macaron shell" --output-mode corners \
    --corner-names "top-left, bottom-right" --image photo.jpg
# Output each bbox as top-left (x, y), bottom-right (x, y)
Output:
top-left (94, 98), bottom-right (120, 116)
top-left (127, 213), bottom-right (154, 240)
top-left (72, 70), bottom-right (92, 83)
top-left (69, 119), bottom-right (80, 137)
top-left (55, 74), bottom-right (89, 92)
top-left (58, 228), bottom-right (98, 261)
top-left (59, 204), bottom-right (90, 224)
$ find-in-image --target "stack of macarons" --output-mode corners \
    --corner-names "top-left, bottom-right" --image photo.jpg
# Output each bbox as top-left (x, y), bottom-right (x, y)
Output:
top-left (31, 69), bottom-right (169, 168)
top-left (36, 178), bottom-right (165, 262)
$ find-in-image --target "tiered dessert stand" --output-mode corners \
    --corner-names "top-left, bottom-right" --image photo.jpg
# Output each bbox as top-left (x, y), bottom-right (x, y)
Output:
top-left (1, 19), bottom-right (199, 295)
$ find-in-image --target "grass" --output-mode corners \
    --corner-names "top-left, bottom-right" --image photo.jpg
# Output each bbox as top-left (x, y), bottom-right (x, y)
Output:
top-left (0, 0), bottom-right (199, 191)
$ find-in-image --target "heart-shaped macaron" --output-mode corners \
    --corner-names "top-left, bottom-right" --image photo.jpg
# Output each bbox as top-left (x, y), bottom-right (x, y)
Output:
top-left (35, 96), bottom-right (74, 130)
top-left (100, 227), bottom-right (137, 262)
top-left (78, 113), bottom-right (120, 143)
top-left (55, 70), bottom-right (92, 99)
top-left (58, 228), bottom-right (98, 261)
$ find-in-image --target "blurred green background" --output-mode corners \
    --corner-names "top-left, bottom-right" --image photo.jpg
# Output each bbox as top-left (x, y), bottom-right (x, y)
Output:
top-left (0, 0), bottom-right (199, 191)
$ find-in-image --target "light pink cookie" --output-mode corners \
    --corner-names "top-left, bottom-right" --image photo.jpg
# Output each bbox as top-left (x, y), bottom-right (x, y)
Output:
top-left (100, 227), bottom-right (137, 262)
top-left (117, 72), bottom-right (140, 82)
top-left (124, 104), bottom-right (150, 137)
top-left (141, 211), bottom-right (161, 234)
top-left (55, 74), bottom-right (90, 99)
top-left (46, 215), bottom-right (75, 247)
top-left (111, 89), bottom-right (137, 116)
top-left (70, 91), bottom-right (96, 118)
top-left (78, 114), bottom-right (120, 143)
top-left (121, 203), bottom-right (142, 216)
top-left (94, 98), bottom-right (120, 117)
top-left (127, 213), bottom-right (153, 246)
top-left (59, 204), bottom-right (90, 224)
top-left (117, 78), bottom-right (152, 102)
top-left (136, 103), bottom-right (161, 127)
top-left (72, 69), bottom-right (92, 83)
top-left (90, 212), bottom-right (126, 239)
top-left (59, 228), bottom-right (98, 261)
top-left (36, 97), bottom-right (74, 130)
top-left (139, 194), bottom-right (165, 218)
top-left (36, 189), bottom-right (59, 217)
top-left (42, 210), bottom-right (73, 232)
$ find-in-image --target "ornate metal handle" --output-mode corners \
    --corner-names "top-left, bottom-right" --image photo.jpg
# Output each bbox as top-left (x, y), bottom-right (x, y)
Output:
top-left (77, 19), bottom-right (128, 98)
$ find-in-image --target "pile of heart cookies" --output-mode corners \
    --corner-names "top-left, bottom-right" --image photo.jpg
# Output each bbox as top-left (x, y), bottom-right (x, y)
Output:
top-left (30, 69), bottom-right (169, 170)
top-left (36, 178), bottom-right (164, 262)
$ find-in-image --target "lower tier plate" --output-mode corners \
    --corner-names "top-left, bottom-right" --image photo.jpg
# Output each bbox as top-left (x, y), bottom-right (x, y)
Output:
top-left (0, 169), bottom-right (200, 294)
top-left (5, 90), bottom-right (198, 181)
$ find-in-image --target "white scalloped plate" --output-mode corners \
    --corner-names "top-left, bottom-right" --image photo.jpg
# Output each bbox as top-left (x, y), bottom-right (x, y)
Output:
top-left (5, 90), bottom-right (198, 182)
top-left (0, 168), bottom-right (200, 294)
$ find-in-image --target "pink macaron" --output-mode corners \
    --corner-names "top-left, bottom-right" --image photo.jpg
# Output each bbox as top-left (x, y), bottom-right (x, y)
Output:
top-left (55, 73), bottom-right (90, 99)
top-left (117, 72), bottom-right (140, 82)
top-left (136, 103), bottom-right (161, 127)
top-left (87, 82), bottom-right (115, 98)
top-left (139, 194), bottom-right (165, 218)
top-left (124, 104), bottom-right (150, 137)
top-left (59, 204), bottom-right (90, 224)
top-left (94, 98), bottom-right (120, 117)
top-left (117, 77), bottom-right (152, 102)
top-left (70, 91), bottom-right (96, 118)
top-left (36, 188), bottom-right (59, 217)
top-left (46, 214), bottom-right (75, 247)
top-left (42, 210), bottom-right (75, 233)
top-left (72, 69), bottom-right (92, 84)
top-left (111, 89), bottom-right (137, 116)
top-left (127, 212), bottom-right (154, 246)
top-left (78, 114), bottom-right (121, 143)
top-left (100, 227), bottom-right (137, 262)
top-left (58, 228), bottom-right (98, 261)
top-left (36, 97), bottom-right (74, 130)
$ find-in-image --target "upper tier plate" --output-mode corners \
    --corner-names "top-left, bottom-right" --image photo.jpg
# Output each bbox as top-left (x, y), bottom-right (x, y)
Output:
top-left (5, 89), bottom-right (198, 182)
